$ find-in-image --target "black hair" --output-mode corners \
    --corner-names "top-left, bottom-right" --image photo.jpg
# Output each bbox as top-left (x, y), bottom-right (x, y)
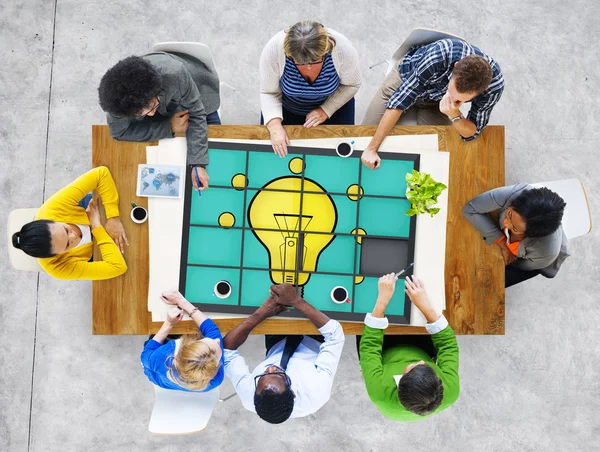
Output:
top-left (510, 187), bottom-right (566, 238)
top-left (12, 220), bottom-right (56, 258)
top-left (254, 386), bottom-right (294, 424)
top-left (398, 364), bottom-right (444, 416)
top-left (98, 56), bottom-right (162, 117)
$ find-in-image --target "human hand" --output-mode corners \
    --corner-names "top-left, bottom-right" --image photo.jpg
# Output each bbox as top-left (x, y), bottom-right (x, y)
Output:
top-left (377, 273), bottom-right (398, 305)
top-left (166, 307), bottom-right (184, 325)
top-left (304, 107), bottom-right (329, 128)
top-left (191, 166), bottom-right (209, 191)
top-left (85, 198), bottom-right (102, 229)
top-left (439, 92), bottom-right (461, 119)
top-left (105, 217), bottom-right (129, 253)
top-left (404, 275), bottom-right (434, 314)
top-left (170, 110), bottom-right (189, 133)
top-left (160, 290), bottom-right (192, 310)
top-left (270, 284), bottom-right (303, 308)
top-left (361, 148), bottom-right (381, 170)
top-left (267, 119), bottom-right (290, 157)
top-left (497, 242), bottom-right (517, 266)
top-left (257, 296), bottom-right (289, 319)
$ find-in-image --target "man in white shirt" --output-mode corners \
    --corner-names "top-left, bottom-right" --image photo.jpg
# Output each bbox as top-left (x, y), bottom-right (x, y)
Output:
top-left (223, 284), bottom-right (345, 424)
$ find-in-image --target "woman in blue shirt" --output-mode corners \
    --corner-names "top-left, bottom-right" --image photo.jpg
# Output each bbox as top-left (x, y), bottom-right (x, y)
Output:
top-left (140, 290), bottom-right (224, 392)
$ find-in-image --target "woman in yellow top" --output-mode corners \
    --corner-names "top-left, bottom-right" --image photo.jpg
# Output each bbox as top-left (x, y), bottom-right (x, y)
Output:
top-left (11, 166), bottom-right (128, 280)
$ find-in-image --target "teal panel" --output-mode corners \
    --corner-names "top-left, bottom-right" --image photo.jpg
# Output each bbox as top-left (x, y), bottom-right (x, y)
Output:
top-left (187, 227), bottom-right (242, 267)
top-left (301, 273), bottom-right (354, 313)
top-left (353, 276), bottom-right (406, 315)
top-left (242, 229), bottom-right (272, 269)
top-left (311, 234), bottom-right (356, 274)
top-left (360, 159), bottom-right (415, 197)
top-left (330, 195), bottom-right (358, 234)
top-left (247, 151), bottom-right (305, 189)
top-left (358, 197), bottom-right (411, 237)
top-left (189, 188), bottom-right (245, 227)
top-left (240, 269), bottom-right (275, 307)
top-left (304, 154), bottom-right (360, 194)
top-left (184, 266), bottom-right (240, 306)
top-left (205, 148), bottom-right (248, 187)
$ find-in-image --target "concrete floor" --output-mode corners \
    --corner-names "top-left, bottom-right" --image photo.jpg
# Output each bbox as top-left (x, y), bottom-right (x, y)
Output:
top-left (1, 1), bottom-right (599, 451)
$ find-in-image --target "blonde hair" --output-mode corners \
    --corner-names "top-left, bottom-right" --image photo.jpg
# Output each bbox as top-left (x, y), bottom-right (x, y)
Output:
top-left (284, 20), bottom-right (336, 65)
top-left (167, 333), bottom-right (221, 391)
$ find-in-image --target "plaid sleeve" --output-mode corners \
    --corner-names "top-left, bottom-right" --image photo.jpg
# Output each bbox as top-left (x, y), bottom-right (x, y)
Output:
top-left (386, 71), bottom-right (423, 110)
top-left (464, 82), bottom-right (504, 141)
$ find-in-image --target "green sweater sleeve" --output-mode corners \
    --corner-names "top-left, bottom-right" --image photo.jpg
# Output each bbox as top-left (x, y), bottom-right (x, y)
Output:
top-left (431, 326), bottom-right (460, 407)
top-left (359, 325), bottom-right (387, 402)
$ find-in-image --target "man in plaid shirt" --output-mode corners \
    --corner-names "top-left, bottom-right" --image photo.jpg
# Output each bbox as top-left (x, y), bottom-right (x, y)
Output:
top-left (361, 38), bottom-right (504, 170)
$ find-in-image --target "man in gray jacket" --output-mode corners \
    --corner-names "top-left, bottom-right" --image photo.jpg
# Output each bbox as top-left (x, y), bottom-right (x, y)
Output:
top-left (463, 184), bottom-right (568, 287)
top-left (98, 52), bottom-right (221, 191)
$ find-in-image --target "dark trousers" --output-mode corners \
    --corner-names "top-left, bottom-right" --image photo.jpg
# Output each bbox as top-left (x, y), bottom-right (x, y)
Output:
top-left (505, 266), bottom-right (542, 288)
top-left (355, 334), bottom-right (437, 361)
top-left (265, 334), bottom-right (324, 356)
top-left (260, 98), bottom-right (356, 126)
top-left (206, 110), bottom-right (221, 125)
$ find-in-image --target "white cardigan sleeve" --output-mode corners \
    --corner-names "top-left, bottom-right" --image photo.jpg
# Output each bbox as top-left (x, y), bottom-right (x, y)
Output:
top-left (320, 29), bottom-right (362, 118)
top-left (259, 31), bottom-right (286, 125)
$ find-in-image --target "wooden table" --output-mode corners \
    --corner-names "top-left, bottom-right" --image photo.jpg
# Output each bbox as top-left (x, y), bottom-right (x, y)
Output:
top-left (92, 124), bottom-right (505, 335)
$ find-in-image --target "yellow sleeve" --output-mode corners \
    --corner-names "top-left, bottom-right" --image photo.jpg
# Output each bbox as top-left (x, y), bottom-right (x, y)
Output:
top-left (41, 227), bottom-right (127, 280)
top-left (43, 166), bottom-right (120, 219)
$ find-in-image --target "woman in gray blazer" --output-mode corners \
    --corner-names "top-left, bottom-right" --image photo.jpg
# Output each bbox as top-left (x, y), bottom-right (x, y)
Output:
top-left (463, 184), bottom-right (568, 287)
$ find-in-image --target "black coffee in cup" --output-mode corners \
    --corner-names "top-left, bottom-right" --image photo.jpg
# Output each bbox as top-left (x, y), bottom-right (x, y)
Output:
top-left (133, 206), bottom-right (147, 221)
top-left (337, 142), bottom-right (352, 156)
top-left (333, 287), bottom-right (347, 302)
top-left (216, 282), bottom-right (231, 296)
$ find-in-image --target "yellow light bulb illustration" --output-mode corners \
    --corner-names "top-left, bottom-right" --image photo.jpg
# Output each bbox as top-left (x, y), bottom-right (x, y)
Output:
top-left (248, 176), bottom-right (337, 286)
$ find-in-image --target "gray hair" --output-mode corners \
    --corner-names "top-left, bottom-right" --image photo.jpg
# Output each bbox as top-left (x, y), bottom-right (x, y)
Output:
top-left (284, 20), bottom-right (336, 64)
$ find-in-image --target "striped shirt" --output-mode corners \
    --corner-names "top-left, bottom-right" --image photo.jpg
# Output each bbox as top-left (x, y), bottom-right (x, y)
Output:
top-left (280, 54), bottom-right (340, 116)
top-left (387, 38), bottom-right (504, 141)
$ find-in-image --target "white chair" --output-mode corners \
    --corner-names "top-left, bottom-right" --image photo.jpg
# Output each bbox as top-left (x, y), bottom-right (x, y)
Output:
top-left (530, 179), bottom-right (592, 240)
top-left (148, 385), bottom-right (237, 435)
top-left (7, 208), bottom-right (43, 272)
top-left (152, 42), bottom-right (236, 119)
top-left (370, 27), bottom-right (466, 75)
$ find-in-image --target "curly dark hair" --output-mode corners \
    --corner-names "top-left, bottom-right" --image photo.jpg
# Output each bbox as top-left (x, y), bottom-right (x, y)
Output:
top-left (254, 386), bottom-right (295, 424)
top-left (510, 187), bottom-right (566, 238)
top-left (98, 56), bottom-right (162, 116)
top-left (453, 55), bottom-right (493, 95)
top-left (398, 364), bottom-right (444, 416)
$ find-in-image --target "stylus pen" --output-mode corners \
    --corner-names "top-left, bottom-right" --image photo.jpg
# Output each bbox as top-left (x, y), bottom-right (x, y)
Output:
top-left (194, 166), bottom-right (202, 198)
top-left (395, 262), bottom-right (414, 278)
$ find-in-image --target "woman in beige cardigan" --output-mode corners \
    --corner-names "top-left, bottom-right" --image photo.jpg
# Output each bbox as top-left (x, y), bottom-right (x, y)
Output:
top-left (260, 21), bottom-right (362, 156)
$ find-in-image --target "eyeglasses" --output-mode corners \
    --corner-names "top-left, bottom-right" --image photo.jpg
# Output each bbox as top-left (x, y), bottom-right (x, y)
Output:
top-left (136, 99), bottom-right (160, 119)
top-left (294, 59), bottom-right (324, 67)
top-left (254, 366), bottom-right (292, 388)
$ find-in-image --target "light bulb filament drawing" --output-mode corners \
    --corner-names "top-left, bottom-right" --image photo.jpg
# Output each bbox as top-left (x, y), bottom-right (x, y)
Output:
top-left (247, 175), bottom-right (337, 287)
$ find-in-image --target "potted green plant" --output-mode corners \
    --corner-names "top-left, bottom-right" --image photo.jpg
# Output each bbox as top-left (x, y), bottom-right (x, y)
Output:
top-left (405, 169), bottom-right (447, 217)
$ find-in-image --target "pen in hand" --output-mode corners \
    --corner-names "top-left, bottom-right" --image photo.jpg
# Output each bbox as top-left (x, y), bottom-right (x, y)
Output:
top-left (194, 166), bottom-right (202, 198)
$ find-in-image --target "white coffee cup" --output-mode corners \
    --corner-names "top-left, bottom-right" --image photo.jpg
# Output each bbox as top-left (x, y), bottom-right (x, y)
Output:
top-left (335, 140), bottom-right (354, 158)
top-left (130, 205), bottom-right (148, 224)
top-left (331, 286), bottom-right (350, 304)
top-left (214, 280), bottom-right (232, 299)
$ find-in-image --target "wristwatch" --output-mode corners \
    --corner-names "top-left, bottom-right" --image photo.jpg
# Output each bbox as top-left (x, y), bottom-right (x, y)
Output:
top-left (450, 113), bottom-right (463, 123)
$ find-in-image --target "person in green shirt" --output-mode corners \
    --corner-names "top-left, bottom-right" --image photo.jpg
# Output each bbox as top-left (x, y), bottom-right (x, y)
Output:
top-left (357, 273), bottom-right (460, 421)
